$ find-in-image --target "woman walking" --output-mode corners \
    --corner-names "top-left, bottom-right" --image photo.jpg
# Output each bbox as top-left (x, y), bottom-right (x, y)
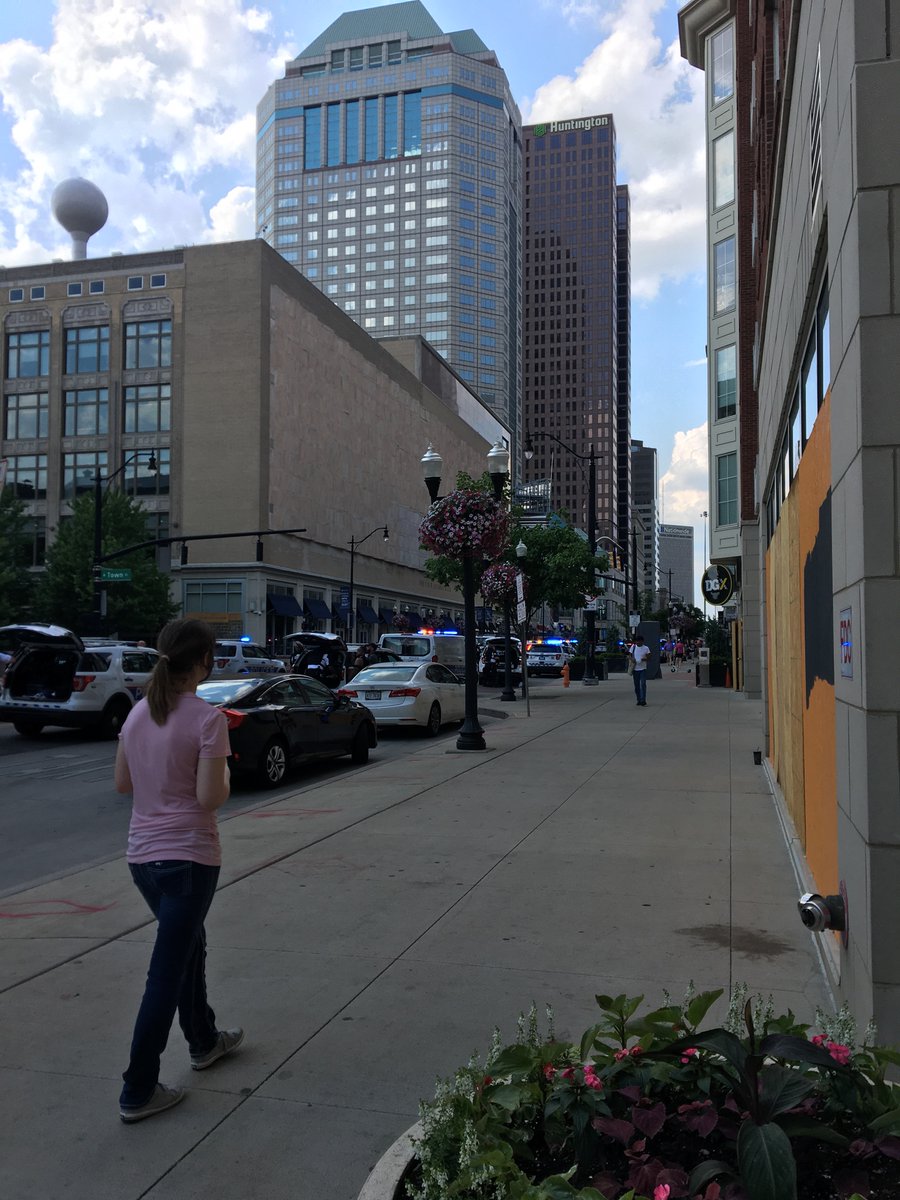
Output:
top-left (115, 618), bottom-right (243, 1123)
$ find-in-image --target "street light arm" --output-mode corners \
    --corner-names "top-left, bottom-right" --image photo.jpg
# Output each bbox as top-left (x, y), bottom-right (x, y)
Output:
top-left (525, 427), bottom-right (592, 463)
top-left (348, 525), bottom-right (389, 550)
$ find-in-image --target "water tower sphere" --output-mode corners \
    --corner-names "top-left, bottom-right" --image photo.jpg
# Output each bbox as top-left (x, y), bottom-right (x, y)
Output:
top-left (51, 178), bottom-right (109, 259)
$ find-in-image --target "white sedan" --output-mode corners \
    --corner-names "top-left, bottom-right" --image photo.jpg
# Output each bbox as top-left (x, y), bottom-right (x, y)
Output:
top-left (337, 662), bottom-right (465, 735)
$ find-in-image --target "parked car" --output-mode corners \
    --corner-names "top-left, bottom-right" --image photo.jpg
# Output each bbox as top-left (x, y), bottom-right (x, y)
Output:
top-left (0, 623), bottom-right (158, 737)
top-left (377, 632), bottom-right (467, 677)
top-left (344, 645), bottom-right (403, 681)
top-left (282, 631), bottom-right (347, 689)
top-left (212, 640), bottom-right (286, 677)
top-left (338, 662), bottom-right (465, 735)
top-left (196, 673), bottom-right (377, 787)
top-left (526, 639), bottom-right (576, 676)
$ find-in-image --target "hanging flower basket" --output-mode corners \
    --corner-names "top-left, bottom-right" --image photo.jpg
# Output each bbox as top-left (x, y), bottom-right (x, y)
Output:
top-left (392, 613), bottom-right (410, 631)
top-left (419, 489), bottom-right (510, 561)
top-left (480, 562), bottom-right (520, 606)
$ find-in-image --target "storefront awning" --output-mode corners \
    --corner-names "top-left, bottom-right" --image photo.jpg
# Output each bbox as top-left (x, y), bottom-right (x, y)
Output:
top-left (405, 611), bottom-right (422, 629)
top-left (357, 603), bottom-right (380, 625)
top-left (378, 608), bottom-right (395, 626)
top-left (304, 597), bottom-right (332, 621)
top-left (267, 593), bottom-right (302, 617)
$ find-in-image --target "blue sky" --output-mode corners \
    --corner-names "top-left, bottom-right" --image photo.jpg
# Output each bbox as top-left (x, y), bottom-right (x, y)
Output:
top-left (0, 0), bottom-right (709, 589)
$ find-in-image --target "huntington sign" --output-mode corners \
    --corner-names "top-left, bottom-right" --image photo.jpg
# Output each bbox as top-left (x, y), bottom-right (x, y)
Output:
top-left (532, 115), bottom-right (610, 137)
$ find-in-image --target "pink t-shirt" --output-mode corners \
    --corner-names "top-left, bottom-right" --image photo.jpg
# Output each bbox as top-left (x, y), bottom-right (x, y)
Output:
top-left (121, 692), bottom-right (230, 865)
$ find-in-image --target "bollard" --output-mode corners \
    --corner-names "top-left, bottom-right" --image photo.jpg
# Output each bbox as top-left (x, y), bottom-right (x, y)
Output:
top-left (725, 665), bottom-right (732, 688)
top-left (561, 662), bottom-right (570, 687)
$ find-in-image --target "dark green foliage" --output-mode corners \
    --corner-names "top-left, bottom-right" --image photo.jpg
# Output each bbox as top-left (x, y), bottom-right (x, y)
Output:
top-left (0, 488), bottom-right (38, 623)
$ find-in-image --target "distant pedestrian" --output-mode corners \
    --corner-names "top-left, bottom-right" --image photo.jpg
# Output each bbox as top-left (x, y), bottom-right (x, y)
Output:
top-left (675, 639), bottom-right (685, 665)
top-left (629, 634), bottom-right (651, 706)
top-left (115, 618), bottom-right (243, 1124)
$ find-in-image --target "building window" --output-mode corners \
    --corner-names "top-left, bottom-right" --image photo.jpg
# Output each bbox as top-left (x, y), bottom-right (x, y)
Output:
top-left (30, 286), bottom-right (46, 300)
top-left (127, 276), bottom-right (143, 291)
top-left (327, 102), bottom-right (341, 166)
top-left (89, 280), bottom-right (105, 295)
top-left (716, 452), bottom-right (737, 526)
top-left (809, 52), bottom-right (822, 217)
top-left (150, 273), bottom-right (166, 288)
top-left (304, 105), bottom-right (322, 170)
top-left (4, 454), bottom-right (48, 499)
top-left (67, 282), bottom-right (83, 297)
top-left (6, 329), bottom-right (50, 379)
top-left (64, 387), bottom-right (109, 436)
top-left (184, 579), bottom-right (243, 614)
top-left (8, 288), bottom-right (24, 302)
top-left (63, 451), bottom-right (108, 499)
top-left (65, 325), bottom-right (110, 373)
top-left (710, 24), bottom-right (734, 105)
top-left (714, 237), bottom-right (736, 314)
top-left (715, 345), bottom-right (736, 418)
top-left (345, 98), bottom-right (360, 164)
top-left (123, 447), bottom-right (170, 497)
top-left (364, 96), bottom-right (379, 161)
top-left (124, 382), bottom-right (171, 432)
top-left (713, 132), bottom-right (735, 208)
top-left (403, 91), bottom-right (421, 156)
top-left (4, 391), bottom-right (48, 439)
top-left (124, 319), bottom-right (172, 369)
top-left (384, 94), bottom-right (399, 159)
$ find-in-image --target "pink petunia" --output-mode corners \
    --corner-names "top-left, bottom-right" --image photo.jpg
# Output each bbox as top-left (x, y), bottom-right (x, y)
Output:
top-left (543, 1063), bottom-right (556, 1080)
top-left (654, 1186), bottom-right (671, 1200)
top-left (614, 1048), bottom-right (630, 1062)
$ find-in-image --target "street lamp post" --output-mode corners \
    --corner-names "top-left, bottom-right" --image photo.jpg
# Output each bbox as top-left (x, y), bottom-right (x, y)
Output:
top-left (421, 441), bottom-right (509, 751)
top-left (347, 526), bottom-right (389, 649)
top-left (700, 510), bottom-right (708, 619)
top-left (524, 431), bottom-right (599, 685)
top-left (92, 450), bottom-right (157, 632)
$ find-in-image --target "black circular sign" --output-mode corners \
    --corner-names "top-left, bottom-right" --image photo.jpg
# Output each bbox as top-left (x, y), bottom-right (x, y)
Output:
top-left (701, 564), bottom-right (735, 606)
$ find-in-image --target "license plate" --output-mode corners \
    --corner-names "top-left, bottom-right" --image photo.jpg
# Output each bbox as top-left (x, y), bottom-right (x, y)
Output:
top-left (365, 690), bottom-right (382, 700)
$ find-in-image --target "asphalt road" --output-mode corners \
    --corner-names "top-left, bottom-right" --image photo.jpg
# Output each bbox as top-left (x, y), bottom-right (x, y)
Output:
top-left (0, 695), bottom-right (516, 898)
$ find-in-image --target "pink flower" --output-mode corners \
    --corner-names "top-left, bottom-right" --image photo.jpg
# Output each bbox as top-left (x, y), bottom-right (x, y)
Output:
top-left (560, 1066), bottom-right (575, 1080)
top-left (583, 1065), bottom-right (604, 1091)
top-left (654, 1186), bottom-right (671, 1200)
top-left (614, 1048), bottom-right (630, 1062)
top-left (543, 1063), bottom-right (556, 1080)
top-left (630, 1046), bottom-right (643, 1057)
top-left (827, 1041), bottom-right (852, 1065)
top-left (680, 1046), bottom-right (699, 1064)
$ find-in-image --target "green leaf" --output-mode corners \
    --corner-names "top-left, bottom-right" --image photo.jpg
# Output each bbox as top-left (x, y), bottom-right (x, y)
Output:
top-left (757, 1065), bottom-right (816, 1120)
top-left (871, 1046), bottom-right (900, 1068)
top-left (489, 1045), bottom-right (539, 1076)
top-left (580, 1024), bottom-right (604, 1062)
top-left (869, 1106), bottom-right (900, 1133)
top-left (654, 1028), bottom-right (748, 1073)
top-left (688, 1160), bottom-right (737, 1192)
top-left (486, 1083), bottom-right (527, 1111)
top-left (685, 988), bottom-right (725, 1027)
top-left (738, 1120), bottom-right (798, 1200)
top-left (759, 1033), bottom-right (847, 1070)
top-left (777, 1115), bottom-right (850, 1147)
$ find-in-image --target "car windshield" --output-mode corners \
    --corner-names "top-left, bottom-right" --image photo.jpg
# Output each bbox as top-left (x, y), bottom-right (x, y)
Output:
top-left (379, 636), bottom-right (430, 656)
top-left (197, 680), bottom-right (259, 705)
top-left (352, 666), bottom-right (418, 683)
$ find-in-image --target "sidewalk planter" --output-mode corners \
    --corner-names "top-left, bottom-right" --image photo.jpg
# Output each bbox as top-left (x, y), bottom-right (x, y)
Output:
top-left (357, 1122), bottom-right (420, 1200)
top-left (567, 658), bottom-right (585, 680)
top-left (604, 654), bottom-right (629, 673)
top-left (708, 661), bottom-right (729, 687)
top-left (396, 989), bottom-right (900, 1200)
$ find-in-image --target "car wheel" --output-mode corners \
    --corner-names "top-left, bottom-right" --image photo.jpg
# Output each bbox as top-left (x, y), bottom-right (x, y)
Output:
top-left (424, 702), bottom-right (442, 737)
top-left (99, 697), bottom-right (131, 739)
top-left (350, 725), bottom-right (370, 764)
top-left (13, 721), bottom-right (44, 737)
top-left (259, 738), bottom-right (288, 787)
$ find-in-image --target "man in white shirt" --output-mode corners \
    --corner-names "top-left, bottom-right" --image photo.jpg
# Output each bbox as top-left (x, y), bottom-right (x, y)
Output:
top-left (630, 634), bottom-right (651, 706)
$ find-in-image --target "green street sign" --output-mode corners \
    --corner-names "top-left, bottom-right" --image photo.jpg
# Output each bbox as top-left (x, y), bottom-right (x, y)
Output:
top-left (100, 567), bottom-right (132, 582)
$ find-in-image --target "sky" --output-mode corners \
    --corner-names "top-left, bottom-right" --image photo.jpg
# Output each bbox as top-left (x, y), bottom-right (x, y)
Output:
top-left (0, 0), bottom-right (710, 600)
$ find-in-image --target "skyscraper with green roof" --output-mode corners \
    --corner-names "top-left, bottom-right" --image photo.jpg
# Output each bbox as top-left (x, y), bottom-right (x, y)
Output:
top-left (256, 1), bottom-right (522, 433)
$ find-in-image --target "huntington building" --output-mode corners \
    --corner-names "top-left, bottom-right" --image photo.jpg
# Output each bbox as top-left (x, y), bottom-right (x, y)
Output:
top-left (255, 0), bottom-right (523, 436)
top-left (521, 114), bottom-right (631, 560)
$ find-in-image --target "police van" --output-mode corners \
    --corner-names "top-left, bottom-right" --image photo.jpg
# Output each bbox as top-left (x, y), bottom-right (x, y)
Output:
top-left (377, 631), bottom-right (466, 677)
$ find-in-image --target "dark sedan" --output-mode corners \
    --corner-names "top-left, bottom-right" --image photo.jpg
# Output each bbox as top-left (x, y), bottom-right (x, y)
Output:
top-left (196, 674), bottom-right (377, 787)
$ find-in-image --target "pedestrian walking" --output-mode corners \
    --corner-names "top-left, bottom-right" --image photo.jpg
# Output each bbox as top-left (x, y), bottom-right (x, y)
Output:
top-left (629, 634), bottom-right (651, 706)
top-left (115, 618), bottom-right (243, 1124)
top-left (674, 639), bottom-right (685, 665)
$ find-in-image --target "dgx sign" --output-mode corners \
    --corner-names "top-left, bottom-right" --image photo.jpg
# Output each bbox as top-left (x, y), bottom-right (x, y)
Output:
top-left (701, 564), bottom-right (736, 606)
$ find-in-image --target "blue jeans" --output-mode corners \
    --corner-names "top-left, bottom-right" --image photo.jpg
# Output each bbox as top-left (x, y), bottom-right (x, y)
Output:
top-left (120, 860), bottom-right (220, 1108)
top-left (633, 669), bottom-right (647, 704)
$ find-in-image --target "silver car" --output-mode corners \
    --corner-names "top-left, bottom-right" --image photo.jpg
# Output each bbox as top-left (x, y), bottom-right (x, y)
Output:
top-left (212, 640), bottom-right (286, 676)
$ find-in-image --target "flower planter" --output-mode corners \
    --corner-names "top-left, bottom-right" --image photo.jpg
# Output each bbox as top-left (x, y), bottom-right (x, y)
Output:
top-left (708, 661), bottom-right (729, 687)
top-left (357, 1122), bottom-right (420, 1200)
top-left (604, 654), bottom-right (629, 673)
top-left (567, 658), bottom-right (585, 681)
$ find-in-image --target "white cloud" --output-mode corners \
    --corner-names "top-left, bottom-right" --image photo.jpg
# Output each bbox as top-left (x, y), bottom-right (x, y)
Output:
top-left (522, 0), bottom-right (706, 299)
top-left (659, 423), bottom-right (708, 525)
top-left (0, 0), bottom-right (297, 263)
top-left (683, 357), bottom-right (707, 368)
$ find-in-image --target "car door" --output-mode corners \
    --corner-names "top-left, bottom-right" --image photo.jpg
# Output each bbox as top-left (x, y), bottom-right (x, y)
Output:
top-left (296, 675), bottom-right (354, 755)
top-left (426, 664), bottom-right (465, 721)
top-left (257, 679), bottom-right (311, 762)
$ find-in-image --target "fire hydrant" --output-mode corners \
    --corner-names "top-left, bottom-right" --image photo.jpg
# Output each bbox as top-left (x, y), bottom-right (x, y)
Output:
top-left (561, 662), bottom-right (570, 687)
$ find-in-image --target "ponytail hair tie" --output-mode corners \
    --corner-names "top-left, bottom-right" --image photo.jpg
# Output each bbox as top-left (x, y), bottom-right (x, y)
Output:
top-left (158, 653), bottom-right (169, 662)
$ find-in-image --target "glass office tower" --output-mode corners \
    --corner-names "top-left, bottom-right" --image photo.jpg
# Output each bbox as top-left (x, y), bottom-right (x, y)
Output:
top-left (256, 1), bottom-right (522, 433)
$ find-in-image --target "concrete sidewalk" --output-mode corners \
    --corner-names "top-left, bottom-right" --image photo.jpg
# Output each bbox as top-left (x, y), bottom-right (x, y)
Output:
top-left (0, 670), bottom-right (831, 1200)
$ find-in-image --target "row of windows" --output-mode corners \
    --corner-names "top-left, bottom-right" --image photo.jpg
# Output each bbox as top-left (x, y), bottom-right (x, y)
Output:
top-left (765, 283), bottom-right (831, 542)
top-left (4, 384), bottom-right (171, 438)
top-left (5, 321), bottom-right (172, 379)
top-left (8, 275), bottom-right (166, 303)
top-left (303, 92), bottom-right (422, 169)
top-left (2, 449), bottom-right (171, 500)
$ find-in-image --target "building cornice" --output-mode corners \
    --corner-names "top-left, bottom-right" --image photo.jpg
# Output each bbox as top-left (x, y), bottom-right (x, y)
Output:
top-left (678, 0), bottom-right (736, 68)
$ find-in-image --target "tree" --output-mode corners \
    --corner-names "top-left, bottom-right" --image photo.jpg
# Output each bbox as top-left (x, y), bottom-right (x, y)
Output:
top-left (512, 522), bottom-right (608, 632)
top-left (36, 491), bottom-right (177, 638)
top-left (0, 488), bottom-right (38, 624)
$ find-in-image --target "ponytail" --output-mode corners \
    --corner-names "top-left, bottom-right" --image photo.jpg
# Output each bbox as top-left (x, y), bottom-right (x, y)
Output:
top-left (145, 618), bottom-right (216, 725)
